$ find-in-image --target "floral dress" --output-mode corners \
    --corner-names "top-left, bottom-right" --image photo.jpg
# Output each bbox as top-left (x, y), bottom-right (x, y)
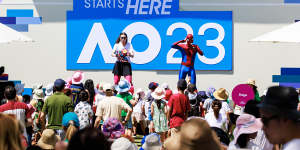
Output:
top-left (153, 100), bottom-right (168, 133)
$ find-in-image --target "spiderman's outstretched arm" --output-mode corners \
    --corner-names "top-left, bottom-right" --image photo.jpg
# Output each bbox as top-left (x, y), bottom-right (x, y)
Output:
top-left (195, 45), bottom-right (204, 56)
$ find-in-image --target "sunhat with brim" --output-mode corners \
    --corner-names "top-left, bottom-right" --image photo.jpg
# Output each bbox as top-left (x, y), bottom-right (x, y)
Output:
top-left (37, 129), bottom-right (61, 150)
top-left (165, 118), bottom-right (222, 150)
top-left (246, 79), bottom-right (257, 87)
top-left (142, 133), bottom-right (162, 150)
top-left (257, 86), bottom-right (300, 121)
top-left (151, 87), bottom-right (165, 100)
top-left (213, 88), bottom-right (229, 101)
top-left (233, 114), bottom-right (262, 145)
top-left (111, 137), bottom-right (138, 150)
top-left (161, 83), bottom-right (169, 89)
top-left (102, 118), bottom-right (125, 140)
top-left (136, 88), bottom-right (145, 99)
top-left (45, 83), bottom-right (54, 96)
top-left (72, 71), bottom-right (84, 84)
top-left (33, 89), bottom-right (44, 100)
top-left (115, 80), bottom-right (131, 93)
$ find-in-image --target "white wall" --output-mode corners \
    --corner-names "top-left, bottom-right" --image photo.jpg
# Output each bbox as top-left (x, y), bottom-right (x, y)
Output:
top-left (1, 0), bottom-right (300, 96)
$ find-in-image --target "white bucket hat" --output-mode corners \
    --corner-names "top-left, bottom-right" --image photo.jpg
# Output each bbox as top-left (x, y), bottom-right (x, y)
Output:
top-left (151, 87), bottom-right (165, 100)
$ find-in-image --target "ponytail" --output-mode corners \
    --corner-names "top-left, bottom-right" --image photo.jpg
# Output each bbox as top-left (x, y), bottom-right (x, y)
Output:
top-left (65, 121), bottom-right (78, 141)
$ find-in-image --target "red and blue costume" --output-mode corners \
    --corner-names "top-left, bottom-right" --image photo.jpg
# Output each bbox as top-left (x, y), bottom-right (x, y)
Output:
top-left (171, 34), bottom-right (204, 84)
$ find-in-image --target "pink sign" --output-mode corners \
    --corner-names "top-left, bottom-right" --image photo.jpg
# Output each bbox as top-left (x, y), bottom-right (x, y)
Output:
top-left (232, 84), bottom-right (255, 106)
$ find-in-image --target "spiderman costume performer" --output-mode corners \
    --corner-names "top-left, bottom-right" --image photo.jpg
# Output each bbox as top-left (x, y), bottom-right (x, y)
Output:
top-left (171, 34), bottom-right (204, 84)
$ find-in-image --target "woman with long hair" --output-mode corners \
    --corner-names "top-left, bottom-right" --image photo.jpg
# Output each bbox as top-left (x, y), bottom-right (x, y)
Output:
top-left (112, 32), bottom-right (134, 92)
top-left (0, 113), bottom-right (24, 150)
top-left (84, 79), bottom-right (95, 106)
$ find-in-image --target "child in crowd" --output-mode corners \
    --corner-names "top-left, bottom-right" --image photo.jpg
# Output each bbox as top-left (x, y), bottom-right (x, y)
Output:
top-left (31, 89), bottom-right (45, 145)
top-left (144, 82), bottom-right (159, 134)
top-left (132, 88), bottom-right (146, 136)
top-left (116, 80), bottom-right (136, 136)
top-left (74, 90), bottom-right (94, 129)
top-left (70, 71), bottom-right (84, 107)
top-left (185, 84), bottom-right (200, 117)
top-left (203, 87), bottom-right (216, 114)
top-left (151, 87), bottom-right (168, 142)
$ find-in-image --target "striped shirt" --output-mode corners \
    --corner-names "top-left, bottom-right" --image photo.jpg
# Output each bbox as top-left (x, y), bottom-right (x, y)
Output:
top-left (0, 100), bottom-right (31, 137)
top-left (0, 100), bottom-right (31, 125)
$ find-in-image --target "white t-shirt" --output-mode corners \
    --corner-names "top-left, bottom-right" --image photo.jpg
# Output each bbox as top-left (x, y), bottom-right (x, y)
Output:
top-left (208, 101), bottom-right (231, 114)
top-left (112, 42), bottom-right (133, 63)
top-left (133, 98), bottom-right (145, 113)
top-left (205, 111), bottom-right (228, 131)
top-left (283, 139), bottom-right (300, 150)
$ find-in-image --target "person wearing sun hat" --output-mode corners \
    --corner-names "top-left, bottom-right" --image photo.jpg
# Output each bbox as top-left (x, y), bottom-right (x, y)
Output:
top-left (228, 114), bottom-right (263, 150)
top-left (151, 87), bottom-right (168, 142)
top-left (111, 137), bottom-right (138, 150)
top-left (70, 71), bottom-right (84, 107)
top-left (116, 80), bottom-right (136, 136)
top-left (102, 117), bottom-right (125, 141)
top-left (258, 86), bottom-right (300, 150)
top-left (132, 88), bottom-right (146, 136)
top-left (37, 129), bottom-right (61, 150)
top-left (203, 87), bottom-right (216, 114)
top-left (247, 79), bottom-right (261, 102)
top-left (142, 133), bottom-right (162, 150)
top-left (211, 88), bottom-right (232, 115)
top-left (45, 83), bottom-right (54, 101)
top-left (164, 118), bottom-right (222, 150)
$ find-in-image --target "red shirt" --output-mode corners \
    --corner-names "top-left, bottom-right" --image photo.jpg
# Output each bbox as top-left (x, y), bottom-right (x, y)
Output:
top-left (0, 101), bottom-right (31, 123)
top-left (168, 93), bottom-right (191, 128)
top-left (165, 89), bottom-right (173, 101)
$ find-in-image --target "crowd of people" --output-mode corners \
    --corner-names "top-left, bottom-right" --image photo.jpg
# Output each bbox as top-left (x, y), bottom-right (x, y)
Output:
top-left (1, 70), bottom-right (300, 150)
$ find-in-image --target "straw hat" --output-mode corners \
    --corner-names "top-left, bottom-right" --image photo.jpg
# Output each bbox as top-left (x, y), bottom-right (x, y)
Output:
top-left (37, 129), bottom-right (60, 150)
top-left (165, 118), bottom-right (222, 150)
top-left (151, 87), bottom-right (165, 100)
top-left (213, 88), bottom-right (229, 101)
top-left (246, 79), bottom-right (256, 87)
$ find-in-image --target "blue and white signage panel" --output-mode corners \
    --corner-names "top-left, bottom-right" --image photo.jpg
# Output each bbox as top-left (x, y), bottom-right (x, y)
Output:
top-left (67, 0), bottom-right (233, 70)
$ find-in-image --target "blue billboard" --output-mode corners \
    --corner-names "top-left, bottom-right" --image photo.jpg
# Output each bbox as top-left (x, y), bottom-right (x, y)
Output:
top-left (67, 0), bottom-right (233, 70)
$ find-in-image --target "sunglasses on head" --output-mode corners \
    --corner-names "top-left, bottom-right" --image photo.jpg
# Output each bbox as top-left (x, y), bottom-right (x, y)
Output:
top-left (261, 115), bottom-right (279, 126)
